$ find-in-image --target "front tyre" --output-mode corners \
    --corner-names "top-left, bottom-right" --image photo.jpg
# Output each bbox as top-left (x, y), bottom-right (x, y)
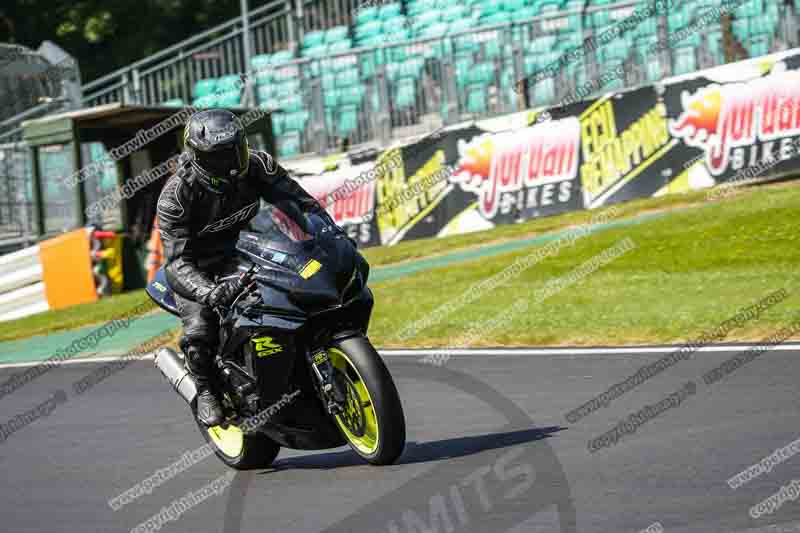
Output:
top-left (328, 335), bottom-right (406, 465)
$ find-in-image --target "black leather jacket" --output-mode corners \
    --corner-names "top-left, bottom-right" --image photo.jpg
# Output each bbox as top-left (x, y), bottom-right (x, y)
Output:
top-left (157, 149), bottom-right (328, 303)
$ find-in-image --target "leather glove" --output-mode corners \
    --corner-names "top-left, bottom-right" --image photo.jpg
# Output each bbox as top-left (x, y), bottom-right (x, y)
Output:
top-left (202, 278), bottom-right (246, 308)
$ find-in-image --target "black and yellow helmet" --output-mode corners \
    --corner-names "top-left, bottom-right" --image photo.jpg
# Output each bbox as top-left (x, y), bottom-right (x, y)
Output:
top-left (183, 109), bottom-right (250, 193)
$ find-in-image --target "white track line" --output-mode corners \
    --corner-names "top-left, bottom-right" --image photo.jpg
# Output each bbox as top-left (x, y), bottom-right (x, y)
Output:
top-left (1, 343), bottom-right (799, 370)
top-left (380, 344), bottom-right (800, 357)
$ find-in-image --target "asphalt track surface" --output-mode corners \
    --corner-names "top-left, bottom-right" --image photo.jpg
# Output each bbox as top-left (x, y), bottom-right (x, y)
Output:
top-left (2, 346), bottom-right (800, 533)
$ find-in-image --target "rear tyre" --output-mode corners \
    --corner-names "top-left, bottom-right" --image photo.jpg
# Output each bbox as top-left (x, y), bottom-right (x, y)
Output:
top-left (328, 335), bottom-right (406, 465)
top-left (194, 410), bottom-right (280, 470)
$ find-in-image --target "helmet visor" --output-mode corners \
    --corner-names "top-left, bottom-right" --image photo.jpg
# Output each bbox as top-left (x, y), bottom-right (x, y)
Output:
top-left (195, 141), bottom-right (249, 179)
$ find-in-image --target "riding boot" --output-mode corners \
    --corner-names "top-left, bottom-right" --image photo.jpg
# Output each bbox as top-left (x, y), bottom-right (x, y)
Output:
top-left (184, 345), bottom-right (224, 426)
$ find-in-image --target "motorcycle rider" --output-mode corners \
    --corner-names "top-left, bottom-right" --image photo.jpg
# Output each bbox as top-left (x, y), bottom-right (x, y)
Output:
top-left (157, 109), bottom-right (345, 426)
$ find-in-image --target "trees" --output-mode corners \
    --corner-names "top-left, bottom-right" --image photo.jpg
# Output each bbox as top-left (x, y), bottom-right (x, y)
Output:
top-left (0, 0), bottom-right (269, 83)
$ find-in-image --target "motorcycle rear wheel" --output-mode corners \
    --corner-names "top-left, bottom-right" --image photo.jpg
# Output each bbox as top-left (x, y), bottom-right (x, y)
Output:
top-left (195, 410), bottom-right (281, 470)
top-left (328, 335), bottom-right (406, 465)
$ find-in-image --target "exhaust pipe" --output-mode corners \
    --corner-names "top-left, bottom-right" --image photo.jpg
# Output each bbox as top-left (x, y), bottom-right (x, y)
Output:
top-left (154, 347), bottom-right (197, 405)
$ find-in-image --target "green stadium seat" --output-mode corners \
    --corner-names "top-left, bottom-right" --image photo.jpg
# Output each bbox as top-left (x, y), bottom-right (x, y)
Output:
top-left (532, 77), bottom-right (555, 106)
top-left (271, 50), bottom-right (294, 65)
top-left (162, 98), bottom-right (185, 107)
top-left (505, 0), bottom-right (528, 10)
top-left (324, 88), bottom-right (339, 108)
top-left (480, 12), bottom-right (511, 25)
top-left (339, 85), bottom-right (366, 106)
top-left (192, 94), bottom-right (217, 108)
top-left (734, 0), bottom-right (762, 18)
top-left (749, 17), bottom-right (773, 37)
top-left (537, 0), bottom-right (564, 14)
top-left (598, 38), bottom-right (629, 62)
top-left (413, 11), bottom-right (442, 31)
top-left (466, 86), bottom-right (488, 114)
top-left (385, 42), bottom-right (410, 62)
top-left (279, 94), bottom-right (304, 113)
top-left (479, 0), bottom-right (504, 16)
top-left (326, 26), bottom-right (349, 43)
top-left (336, 68), bottom-right (360, 88)
top-left (673, 47), bottom-right (697, 75)
top-left (406, 0), bottom-right (426, 17)
top-left (523, 56), bottom-right (537, 77)
top-left (766, 2), bottom-right (779, 23)
top-left (384, 26), bottom-right (411, 44)
top-left (328, 40), bottom-right (353, 54)
top-left (452, 33), bottom-right (479, 53)
top-left (644, 59), bottom-right (662, 82)
top-left (302, 44), bottom-right (328, 58)
top-left (483, 40), bottom-right (506, 60)
top-left (320, 73), bottom-right (337, 91)
top-left (278, 132), bottom-right (301, 158)
top-left (441, 6), bottom-right (469, 23)
top-left (338, 105), bottom-right (359, 135)
top-left (303, 30), bottom-right (326, 49)
top-left (395, 79), bottom-right (417, 109)
top-left (356, 20), bottom-right (383, 41)
top-left (419, 21), bottom-right (449, 38)
top-left (468, 62), bottom-right (496, 85)
top-left (360, 54), bottom-right (378, 79)
top-left (256, 84), bottom-right (274, 103)
top-left (355, 6), bottom-right (379, 25)
top-left (250, 54), bottom-right (271, 71)
top-left (380, 3), bottom-right (403, 19)
top-left (602, 60), bottom-right (625, 89)
top-left (528, 35), bottom-right (557, 54)
top-left (271, 113), bottom-right (286, 136)
top-left (732, 19), bottom-right (749, 40)
top-left (215, 91), bottom-right (240, 107)
top-left (397, 58), bottom-right (426, 80)
top-left (707, 30), bottom-right (724, 63)
top-left (635, 18), bottom-right (658, 39)
top-left (748, 36), bottom-right (770, 57)
top-left (668, 9), bottom-right (690, 32)
top-left (587, 9), bottom-right (610, 28)
top-left (216, 74), bottom-right (241, 91)
top-left (423, 39), bottom-right (453, 59)
top-left (283, 111), bottom-right (310, 132)
top-left (193, 78), bottom-right (218, 98)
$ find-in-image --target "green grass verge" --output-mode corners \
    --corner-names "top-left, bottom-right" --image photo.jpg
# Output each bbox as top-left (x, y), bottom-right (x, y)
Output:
top-left (3, 180), bottom-right (797, 348)
top-left (360, 183), bottom-right (719, 267)
top-left (367, 180), bottom-right (800, 347)
top-left (0, 289), bottom-right (153, 343)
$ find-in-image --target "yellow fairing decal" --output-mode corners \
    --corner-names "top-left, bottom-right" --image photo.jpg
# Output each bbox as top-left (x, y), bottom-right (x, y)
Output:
top-left (299, 259), bottom-right (322, 279)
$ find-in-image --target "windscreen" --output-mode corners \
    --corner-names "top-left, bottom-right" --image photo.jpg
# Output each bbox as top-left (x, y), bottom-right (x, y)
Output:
top-left (236, 201), bottom-right (317, 261)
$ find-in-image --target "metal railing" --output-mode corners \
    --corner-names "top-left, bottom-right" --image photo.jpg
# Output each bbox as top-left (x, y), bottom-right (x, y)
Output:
top-left (0, 140), bottom-right (36, 248)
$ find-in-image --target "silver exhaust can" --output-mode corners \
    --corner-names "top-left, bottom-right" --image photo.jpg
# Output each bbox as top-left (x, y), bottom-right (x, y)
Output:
top-left (154, 347), bottom-right (197, 405)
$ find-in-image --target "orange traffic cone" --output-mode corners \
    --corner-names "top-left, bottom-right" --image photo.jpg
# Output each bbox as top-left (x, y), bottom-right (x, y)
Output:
top-left (146, 216), bottom-right (163, 282)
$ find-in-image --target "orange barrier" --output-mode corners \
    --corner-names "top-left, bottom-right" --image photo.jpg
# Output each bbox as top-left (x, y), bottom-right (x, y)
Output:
top-left (38, 229), bottom-right (98, 310)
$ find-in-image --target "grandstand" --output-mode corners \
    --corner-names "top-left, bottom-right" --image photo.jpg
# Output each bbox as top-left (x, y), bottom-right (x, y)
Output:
top-left (0, 0), bottom-right (797, 252)
top-left (77, 0), bottom-right (799, 158)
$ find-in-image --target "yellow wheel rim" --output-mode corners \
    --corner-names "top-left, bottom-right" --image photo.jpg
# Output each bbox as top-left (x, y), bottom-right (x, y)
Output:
top-left (207, 424), bottom-right (244, 458)
top-left (328, 348), bottom-right (380, 455)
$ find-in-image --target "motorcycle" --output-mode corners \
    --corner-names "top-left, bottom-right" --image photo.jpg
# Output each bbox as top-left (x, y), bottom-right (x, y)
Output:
top-left (145, 199), bottom-right (406, 469)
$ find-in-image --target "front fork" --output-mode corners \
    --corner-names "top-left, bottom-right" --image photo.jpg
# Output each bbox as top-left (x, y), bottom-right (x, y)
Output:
top-left (307, 348), bottom-right (347, 415)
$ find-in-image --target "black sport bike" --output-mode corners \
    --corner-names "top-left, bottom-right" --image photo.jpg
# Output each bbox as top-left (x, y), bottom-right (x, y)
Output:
top-left (146, 199), bottom-right (406, 469)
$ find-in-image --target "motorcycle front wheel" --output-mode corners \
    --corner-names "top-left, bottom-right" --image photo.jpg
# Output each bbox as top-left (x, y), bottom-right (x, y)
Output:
top-left (327, 335), bottom-right (406, 465)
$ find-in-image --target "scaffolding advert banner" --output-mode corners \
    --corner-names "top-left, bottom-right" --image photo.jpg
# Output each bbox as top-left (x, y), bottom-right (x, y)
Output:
top-left (298, 49), bottom-right (800, 248)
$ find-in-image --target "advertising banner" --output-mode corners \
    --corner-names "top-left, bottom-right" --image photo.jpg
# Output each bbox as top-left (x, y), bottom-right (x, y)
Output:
top-left (298, 49), bottom-right (800, 248)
